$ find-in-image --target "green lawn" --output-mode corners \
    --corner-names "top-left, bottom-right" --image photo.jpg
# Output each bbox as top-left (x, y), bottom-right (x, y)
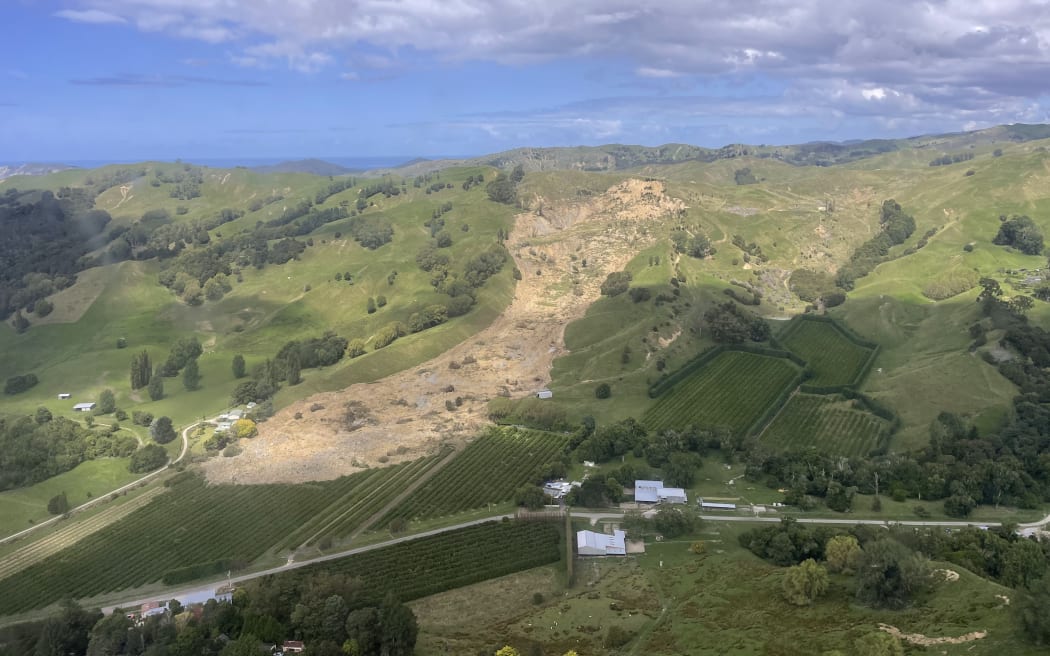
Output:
top-left (0, 458), bottom-right (138, 537)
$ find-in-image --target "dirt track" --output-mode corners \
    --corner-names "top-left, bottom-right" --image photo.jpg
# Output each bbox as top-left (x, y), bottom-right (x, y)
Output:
top-left (202, 180), bottom-right (683, 484)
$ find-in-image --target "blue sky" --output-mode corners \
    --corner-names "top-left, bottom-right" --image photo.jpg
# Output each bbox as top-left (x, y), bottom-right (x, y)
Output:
top-left (3, 0), bottom-right (1049, 162)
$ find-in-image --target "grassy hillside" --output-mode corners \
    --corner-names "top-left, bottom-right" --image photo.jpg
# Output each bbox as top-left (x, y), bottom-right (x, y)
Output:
top-left (534, 136), bottom-right (1050, 454)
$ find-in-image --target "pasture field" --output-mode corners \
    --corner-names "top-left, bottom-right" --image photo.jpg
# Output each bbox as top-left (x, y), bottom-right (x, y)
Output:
top-left (412, 520), bottom-right (1036, 656)
top-left (0, 165), bottom-right (516, 433)
top-left (0, 465), bottom-right (441, 614)
top-left (276, 520), bottom-right (562, 607)
top-left (0, 458), bottom-right (140, 538)
top-left (643, 351), bottom-right (800, 434)
top-left (378, 428), bottom-right (569, 525)
top-left (780, 318), bottom-right (875, 387)
top-left (761, 393), bottom-right (888, 457)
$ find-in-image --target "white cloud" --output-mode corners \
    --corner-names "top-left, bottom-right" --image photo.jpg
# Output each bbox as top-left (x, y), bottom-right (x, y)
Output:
top-left (54, 8), bottom-right (126, 24)
top-left (636, 67), bottom-right (681, 78)
top-left (56, 0), bottom-right (1050, 126)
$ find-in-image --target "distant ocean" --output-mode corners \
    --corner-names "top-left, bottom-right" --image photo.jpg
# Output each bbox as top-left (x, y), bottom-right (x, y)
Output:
top-left (61, 156), bottom-right (469, 170)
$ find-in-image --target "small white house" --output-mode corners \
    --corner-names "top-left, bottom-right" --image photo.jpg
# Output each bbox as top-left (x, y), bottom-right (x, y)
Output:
top-left (140, 601), bottom-right (167, 618)
top-left (73, 402), bottom-right (96, 412)
top-left (536, 389), bottom-right (553, 399)
top-left (577, 529), bottom-right (627, 556)
top-left (58, 393), bottom-right (71, 400)
top-left (635, 480), bottom-right (688, 504)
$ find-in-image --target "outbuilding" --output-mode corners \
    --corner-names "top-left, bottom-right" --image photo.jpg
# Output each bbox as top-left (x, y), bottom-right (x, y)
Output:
top-left (536, 389), bottom-right (553, 399)
top-left (58, 393), bottom-right (71, 400)
top-left (577, 529), bottom-right (626, 556)
top-left (634, 480), bottom-right (688, 504)
top-left (73, 402), bottom-right (95, 412)
top-left (699, 500), bottom-right (737, 511)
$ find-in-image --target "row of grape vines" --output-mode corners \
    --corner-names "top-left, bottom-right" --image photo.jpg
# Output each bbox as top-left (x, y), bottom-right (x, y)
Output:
top-left (377, 428), bottom-right (568, 524)
top-left (0, 471), bottom-right (376, 614)
top-left (643, 351), bottom-right (799, 433)
top-left (781, 320), bottom-right (872, 387)
top-left (281, 520), bottom-right (562, 605)
top-left (762, 394), bottom-right (886, 456)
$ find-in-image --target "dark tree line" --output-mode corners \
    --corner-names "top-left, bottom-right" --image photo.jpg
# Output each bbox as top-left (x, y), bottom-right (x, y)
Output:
top-left (0, 571), bottom-right (419, 656)
top-left (835, 199), bottom-right (916, 291)
top-left (0, 411), bottom-right (136, 491)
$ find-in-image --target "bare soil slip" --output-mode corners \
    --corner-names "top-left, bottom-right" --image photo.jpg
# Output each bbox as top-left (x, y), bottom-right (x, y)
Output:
top-left (203, 180), bottom-right (683, 484)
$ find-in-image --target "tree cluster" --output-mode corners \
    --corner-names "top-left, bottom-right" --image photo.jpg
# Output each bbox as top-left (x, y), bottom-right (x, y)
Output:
top-left (835, 200), bottom-right (916, 291)
top-left (4, 373), bottom-right (38, 395)
top-left (993, 214), bottom-right (1044, 255)
top-left (702, 301), bottom-right (771, 343)
top-left (0, 412), bottom-right (136, 490)
top-left (0, 190), bottom-right (109, 319)
top-left (671, 229), bottom-right (716, 259)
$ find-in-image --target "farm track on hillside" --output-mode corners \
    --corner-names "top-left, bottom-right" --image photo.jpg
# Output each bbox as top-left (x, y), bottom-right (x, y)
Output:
top-left (0, 487), bottom-right (167, 582)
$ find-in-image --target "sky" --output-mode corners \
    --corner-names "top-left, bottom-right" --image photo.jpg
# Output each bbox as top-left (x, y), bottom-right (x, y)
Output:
top-left (2, 0), bottom-right (1050, 162)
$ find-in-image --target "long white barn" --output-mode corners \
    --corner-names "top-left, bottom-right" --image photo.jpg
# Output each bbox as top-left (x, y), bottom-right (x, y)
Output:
top-left (577, 529), bottom-right (626, 556)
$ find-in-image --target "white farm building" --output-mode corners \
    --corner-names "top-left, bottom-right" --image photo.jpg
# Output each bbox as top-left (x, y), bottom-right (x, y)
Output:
top-left (577, 529), bottom-right (626, 556)
top-left (634, 480), bottom-right (687, 504)
top-left (73, 402), bottom-right (95, 412)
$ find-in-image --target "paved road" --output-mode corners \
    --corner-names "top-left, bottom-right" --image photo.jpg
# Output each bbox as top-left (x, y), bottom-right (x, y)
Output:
top-left (0, 414), bottom-right (203, 546)
top-left (99, 514), bottom-right (515, 614)
top-left (95, 507), bottom-right (1050, 615)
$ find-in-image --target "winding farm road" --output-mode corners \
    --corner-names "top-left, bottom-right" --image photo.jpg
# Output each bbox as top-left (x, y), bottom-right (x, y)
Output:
top-left (0, 414), bottom-right (201, 546)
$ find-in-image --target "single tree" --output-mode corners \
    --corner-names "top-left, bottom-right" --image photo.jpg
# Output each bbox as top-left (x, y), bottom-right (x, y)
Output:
top-left (151, 416), bottom-right (177, 444)
top-left (182, 358), bottom-right (201, 391)
top-left (825, 535), bottom-right (862, 574)
top-left (367, 297), bottom-right (377, 314)
top-left (232, 354), bottom-right (246, 379)
top-left (286, 352), bottom-right (302, 385)
top-left (130, 350), bottom-right (152, 389)
top-left (856, 538), bottom-right (930, 609)
top-left (378, 595), bottom-right (418, 656)
top-left (782, 558), bottom-right (829, 606)
top-left (128, 444), bottom-right (168, 473)
top-left (97, 388), bottom-right (116, 414)
top-left (11, 310), bottom-right (29, 334)
top-left (515, 485), bottom-right (546, 510)
top-left (47, 492), bottom-right (70, 515)
top-left (35, 406), bottom-right (53, 424)
top-left (147, 370), bottom-right (164, 401)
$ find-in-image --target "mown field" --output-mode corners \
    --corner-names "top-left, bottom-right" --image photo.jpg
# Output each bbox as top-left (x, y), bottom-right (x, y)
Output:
top-left (378, 427), bottom-right (568, 525)
top-left (780, 318), bottom-right (874, 387)
top-left (761, 393), bottom-right (887, 457)
top-left (0, 463), bottom-right (442, 614)
top-left (643, 351), bottom-right (800, 434)
top-left (272, 520), bottom-right (562, 607)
